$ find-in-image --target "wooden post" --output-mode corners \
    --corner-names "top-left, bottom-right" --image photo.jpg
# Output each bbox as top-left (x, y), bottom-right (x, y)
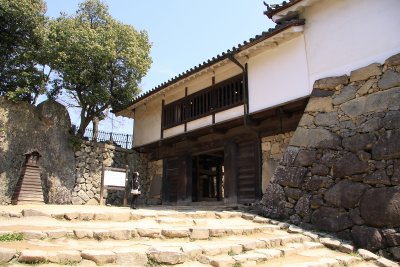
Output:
top-left (123, 165), bottom-right (129, 207)
top-left (224, 142), bottom-right (237, 204)
top-left (177, 154), bottom-right (192, 204)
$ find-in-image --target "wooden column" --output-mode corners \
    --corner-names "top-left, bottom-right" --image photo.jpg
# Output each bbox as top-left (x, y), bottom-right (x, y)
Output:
top-left (177, 154), bottom-right (192, 204)
top-left (224, 142), bottom-right (237, 204)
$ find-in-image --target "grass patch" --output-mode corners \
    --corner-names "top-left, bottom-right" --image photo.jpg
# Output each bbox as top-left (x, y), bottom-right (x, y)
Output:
top-left (145, 258), bottom-right (161, 267)
top-left (233, 262), bottom-right (243, 267)
top-left (228, 250), bottom-right (238, 256)
top-left (0, 233), bottom-right (23, 241)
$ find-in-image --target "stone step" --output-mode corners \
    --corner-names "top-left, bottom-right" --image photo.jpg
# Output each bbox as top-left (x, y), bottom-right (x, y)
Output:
top-left (1, 237), bottom-right (390, 267)
top-left (0, 205), bottom-right (396, 267)
top-left (0, 208), bottom-right (257, 222)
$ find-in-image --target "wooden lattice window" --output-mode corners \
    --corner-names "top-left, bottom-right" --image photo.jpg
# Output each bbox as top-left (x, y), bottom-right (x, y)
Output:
top-left (163, 75), bottom-right (244, 129)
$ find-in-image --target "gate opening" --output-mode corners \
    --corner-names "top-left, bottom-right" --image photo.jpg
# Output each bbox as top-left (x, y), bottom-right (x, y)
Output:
top-left (192, 150), bottom-right (224, 202)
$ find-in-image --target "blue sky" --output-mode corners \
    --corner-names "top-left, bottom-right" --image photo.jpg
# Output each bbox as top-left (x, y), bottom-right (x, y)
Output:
top-left (45, 0), bottom-right (277, 134)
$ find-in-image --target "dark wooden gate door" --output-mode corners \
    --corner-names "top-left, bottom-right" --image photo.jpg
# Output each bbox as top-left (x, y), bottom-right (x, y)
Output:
top-left (162, 157), bottom-right (179, 203)
top-left (162, 155), bottom-right (192, 204)
top-left (236, 140), bottom-right (261, 204)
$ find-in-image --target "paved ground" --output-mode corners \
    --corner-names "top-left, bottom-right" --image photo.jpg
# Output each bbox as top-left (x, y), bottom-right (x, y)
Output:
top-left (0, 204), bottom-right (398, 266)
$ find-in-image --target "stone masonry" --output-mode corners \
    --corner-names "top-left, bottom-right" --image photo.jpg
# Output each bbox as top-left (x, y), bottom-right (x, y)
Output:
top-left (261, 132), bottom-right (294, 193)
top-left (72, 141), bottom-right (161, 206)
top-left (0, 99), bottom-right (75, 205)
top-left (258, 53), bottom-right (400, 260)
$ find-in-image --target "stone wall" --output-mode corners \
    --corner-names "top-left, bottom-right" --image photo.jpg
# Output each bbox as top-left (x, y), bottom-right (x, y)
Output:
top-left (258, 53), bottom-right (400, 259)
top-left (0, 99), bottom-right (75, 204)
top-left (261, 132), bottom-right (294, 193)
top-left (73, 141), bottom-right (161, 206)
top-left (0, 97), bottom-right (157, 206)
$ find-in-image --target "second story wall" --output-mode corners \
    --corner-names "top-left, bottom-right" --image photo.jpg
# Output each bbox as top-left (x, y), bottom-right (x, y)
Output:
top-left (133, 96), bottom-right (162, 147)
top-left (248, 35), bottom-right (309, 114)
top-left (302, 0), bottom-right (400, 86)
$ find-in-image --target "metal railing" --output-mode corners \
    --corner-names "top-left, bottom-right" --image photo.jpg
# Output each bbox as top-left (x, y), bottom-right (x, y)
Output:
top-left (78, 127), bottom-right (133, 149)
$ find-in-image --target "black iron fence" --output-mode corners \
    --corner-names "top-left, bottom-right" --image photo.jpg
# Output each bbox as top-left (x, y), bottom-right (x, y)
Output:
top-left (77, 127), bottom-right (133, 149)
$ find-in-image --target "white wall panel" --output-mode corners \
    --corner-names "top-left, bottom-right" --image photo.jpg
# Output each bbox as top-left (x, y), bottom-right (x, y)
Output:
top-left (248, 36), bottom-right (309, 114)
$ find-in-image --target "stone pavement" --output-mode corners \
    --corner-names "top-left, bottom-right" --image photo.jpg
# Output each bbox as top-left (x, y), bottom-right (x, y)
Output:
top-left (0, 204), bottom-right (398, 266)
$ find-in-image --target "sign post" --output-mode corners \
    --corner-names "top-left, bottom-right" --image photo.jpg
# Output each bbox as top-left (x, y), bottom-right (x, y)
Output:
top-left (100, 165), bottom-right (129, 206)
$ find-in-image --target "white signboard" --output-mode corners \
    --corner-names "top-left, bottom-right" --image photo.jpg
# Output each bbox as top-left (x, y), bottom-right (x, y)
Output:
top-left (103, 170), bottom-right (126, 187)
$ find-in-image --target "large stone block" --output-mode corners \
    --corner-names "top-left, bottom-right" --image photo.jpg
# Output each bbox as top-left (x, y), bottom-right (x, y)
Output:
top-left (294, 150), bottom-right (317, 166)
top-left (385, 53), bottom-right (400, 67)
top-left (342, 133), bottom-right (376, 152)
top-left (315, 112), bottom-right (338, 126)
top-left (291, 128), bottom-right (341, 150)
top-left (304, 97), bottom-right (334, 113)
top-left (332, 153), bottom-right (369, 178)
top-left (351, 225), bottom-right (384, 252)
top-left (81, 250), bottom-right (116, 265)
top-left (284, 187), bottom-right (303, 200)
top-left (313, 75), bottom-right (348, 90)
top-left (272, 166), bottom-right (307, 188)
top-left (295, 195), bottom-right (311, 219)
top-left (384, 111), bottom-right (400, 130)
top-left (350, 63), bottom-right (382, 82)
top-left (378, 70), bottom-right (400, 90)
top-left (360, 187), bottom-right (400, 227)
top-left (311, 207), bottom-right (353, 232)
top-left (260, 184), bottom-right (286, 206)
top-left (372, 130), bottom-right (400, 160)
top-left (363, 169), bottom-right (391, 185)
top-left (332, 85), bottom-right (357, 105)
top-left (304, 176), bottom-right (333, 191)
top-left (324, 180), bottom-right (369, 209)
top-left (340, 87), bottom-right (400, 118)
top-left (383, 229), bottom-right (400, 247)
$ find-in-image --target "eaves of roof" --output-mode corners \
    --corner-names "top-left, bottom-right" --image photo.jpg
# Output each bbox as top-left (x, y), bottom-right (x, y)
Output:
top-left (114, 19), bottom-right (305, 115)
top-left (263, 0), bottom-right (304, 19)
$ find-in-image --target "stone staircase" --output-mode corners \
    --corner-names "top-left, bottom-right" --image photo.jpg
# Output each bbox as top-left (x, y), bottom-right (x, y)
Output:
top-left (0, 205), bottom-right (397, 266)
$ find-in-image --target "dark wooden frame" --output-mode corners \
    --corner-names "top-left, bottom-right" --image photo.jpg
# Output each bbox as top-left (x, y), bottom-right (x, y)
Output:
top-left (162, 75), bottom-right (244, 129)
top-left (100, 165), bottom-right (129, 206)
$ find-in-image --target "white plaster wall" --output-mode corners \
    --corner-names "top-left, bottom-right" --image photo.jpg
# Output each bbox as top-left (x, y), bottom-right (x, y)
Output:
top-left (215, 105), bottom-right (244, 123)
top-left (186, 74), bottom-right (213, 95)
top-left (165, 89), bottom-right (185, 105)
top-left (248, 36), bottom-right (309, 114)
top-left (303, 0), bottom-right (400, 86)
top-left (187, 116), bottom-right (212, 131)
top-left (214, 63), bottom-right (242, 84)
top-left (163, 124), bottom-right (185, 138)
top-left (133, 98), bottom-right (162, 147)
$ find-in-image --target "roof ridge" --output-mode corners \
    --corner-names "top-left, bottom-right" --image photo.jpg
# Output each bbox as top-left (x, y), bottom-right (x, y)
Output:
top-left (263, 0), bottom-right (304, 19)
top-left (115, 18), bottom-right (305, 113)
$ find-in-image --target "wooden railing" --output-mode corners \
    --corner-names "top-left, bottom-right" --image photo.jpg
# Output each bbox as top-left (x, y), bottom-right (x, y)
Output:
top-left (162, 75), bottom-right (244, 129)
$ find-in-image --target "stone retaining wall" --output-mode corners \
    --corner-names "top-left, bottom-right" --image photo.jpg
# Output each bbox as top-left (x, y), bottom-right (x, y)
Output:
top-left (261, 132), bottom-right (294, 193)
top-left (258, 53), bottom-right (400, 260)
top-left (0, 99), bottom-right (75, 205)
top-left (73, 141), bottom-right (161, 206)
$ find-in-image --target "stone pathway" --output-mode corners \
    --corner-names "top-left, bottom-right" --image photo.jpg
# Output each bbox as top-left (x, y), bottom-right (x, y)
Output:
top-left (0, 204), bottom-right (398, 266)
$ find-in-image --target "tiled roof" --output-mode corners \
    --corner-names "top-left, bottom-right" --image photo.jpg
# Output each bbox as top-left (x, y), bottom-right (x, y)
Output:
top-left (115, 19), bottom-right (305, 113)
top-left (263, 0), bottom-right (304, 19)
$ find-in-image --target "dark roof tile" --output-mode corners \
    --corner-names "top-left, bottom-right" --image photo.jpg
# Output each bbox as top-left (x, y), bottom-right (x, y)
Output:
top-left (115, 19), bottom-right (305, 113)
top-left (263, 0), bottom-right (303, 19)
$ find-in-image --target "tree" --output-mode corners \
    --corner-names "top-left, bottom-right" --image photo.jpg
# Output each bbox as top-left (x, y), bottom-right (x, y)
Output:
top-left (48, 0), bottom-right (152, 137)
top-left (0, 0), bottom-right (48, 104)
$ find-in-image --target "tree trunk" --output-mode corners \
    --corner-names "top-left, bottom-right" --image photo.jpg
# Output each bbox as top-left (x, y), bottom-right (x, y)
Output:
top-left (76, 110), bottom-right (91, 138)
top-left (92, 116), bottom-right (99, 141)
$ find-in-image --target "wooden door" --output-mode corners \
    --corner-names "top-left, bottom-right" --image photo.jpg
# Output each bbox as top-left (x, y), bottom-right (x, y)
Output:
top-left (236, 140), bottom-right (261, 204)
top-left (162, 155), bottom-right (192, 204)
top-left (162, 157), bottom-right (180, 203)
